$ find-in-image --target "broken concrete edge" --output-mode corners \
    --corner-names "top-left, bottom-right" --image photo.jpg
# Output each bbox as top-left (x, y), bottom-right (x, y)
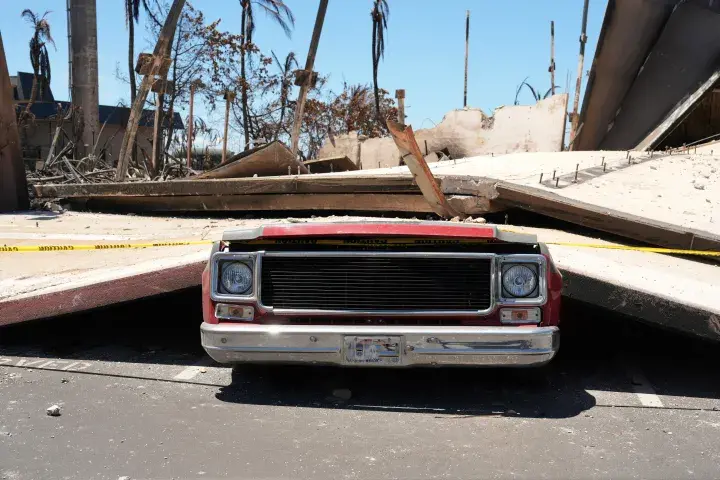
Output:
top-left (494, 181), bottom-right (720, 253)
top-left (33, 173), bottom-right (720, 255)
top-left (69, 193), bottom-right (455, 215)
top-left (561, 269), bottom-right (720, 342)
top-left (0, 259), bottom-right (206, 327)
top-left (32, 171), bottom-right (720, 258)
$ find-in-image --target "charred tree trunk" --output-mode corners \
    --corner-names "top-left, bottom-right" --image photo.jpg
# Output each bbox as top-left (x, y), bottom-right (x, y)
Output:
top-left (23, 76), bottom-right (39, 115)
top-left (128, 11), bottom-right (139, 173)
top-left (115, 0), bottom-right (185, 181)
top-left (163, 26), bottom-right (182, 156)
top-left (290, 0), bottom-right (329, 155)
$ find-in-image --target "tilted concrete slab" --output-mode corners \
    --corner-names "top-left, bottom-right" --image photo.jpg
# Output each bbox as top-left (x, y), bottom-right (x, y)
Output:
top-left (575, 0), bottom-right (720, 151)
top-left (0, 213), bottom-right (418, 325)
top-left (0, 212), bottom-right (233, 325)
top-left (510, 226), bottom-right (720, 341)
top-left (32, 149), bottom-right (720, 251)
top-left (573, 0), bottom-right (678, 151)
top-left (2, 212), bottom-right (719, 342)
top-left (600, 1), bottom-right (720, 150)
top-left (328, 149), bottom-right (720, 242)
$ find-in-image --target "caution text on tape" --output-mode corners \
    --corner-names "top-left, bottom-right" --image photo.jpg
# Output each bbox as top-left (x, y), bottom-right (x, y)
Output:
top-left (1, 238), bottom-right (719, 256)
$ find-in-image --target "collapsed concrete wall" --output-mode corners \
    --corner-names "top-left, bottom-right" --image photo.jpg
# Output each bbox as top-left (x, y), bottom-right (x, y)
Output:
top-left (317, 94), bottom-right (568, 169)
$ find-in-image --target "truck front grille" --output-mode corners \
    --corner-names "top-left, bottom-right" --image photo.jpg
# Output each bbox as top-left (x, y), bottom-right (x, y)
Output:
top-left (260, 255), bottom-right (493, 311)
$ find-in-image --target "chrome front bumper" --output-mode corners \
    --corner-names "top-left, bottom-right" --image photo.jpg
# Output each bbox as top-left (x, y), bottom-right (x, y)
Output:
top-left (201, 323), bottom-right (559, 367)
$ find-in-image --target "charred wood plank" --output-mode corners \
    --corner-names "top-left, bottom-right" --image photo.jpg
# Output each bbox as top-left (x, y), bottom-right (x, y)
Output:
top-left (35, 174), bottom-right (494, 198)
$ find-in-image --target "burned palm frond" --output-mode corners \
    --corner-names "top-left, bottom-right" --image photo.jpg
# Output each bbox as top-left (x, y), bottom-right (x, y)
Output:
top-left (514, 77), bottom-right (556, 104)
top-left (522, 81), bottom-right (540, 102)
top-left (514, 77), bottom-right (529, 106)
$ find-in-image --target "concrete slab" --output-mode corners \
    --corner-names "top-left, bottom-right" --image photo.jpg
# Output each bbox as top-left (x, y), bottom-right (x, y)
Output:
top-left (573, 0), bottom-right (678, 151)
top-left (505, 225), bottom-right (720, 340)
top-left (3, 212), bottom-right (719, 340)
top-left (0, 212), bottom-right (226, 325)
top-left (328, 150), bottom-right (720, 240)
top-left (0, 213), bottom-right (417, 325)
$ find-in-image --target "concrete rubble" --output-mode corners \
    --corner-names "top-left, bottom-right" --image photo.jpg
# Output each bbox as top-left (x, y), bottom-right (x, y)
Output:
top-left (318, 94), bottom-right (569, 169)
top-left (46, 405), bottom-right (61, 416)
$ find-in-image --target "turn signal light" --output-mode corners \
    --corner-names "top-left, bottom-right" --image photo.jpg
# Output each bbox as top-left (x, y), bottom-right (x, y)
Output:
top-left (215, 304), bottom-right (254, 321)
top-left (500, 307), bottom-right (541, 324)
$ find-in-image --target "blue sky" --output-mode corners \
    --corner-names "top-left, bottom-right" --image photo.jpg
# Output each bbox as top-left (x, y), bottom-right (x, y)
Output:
top-left (1, 0), bottom-right (605, 141)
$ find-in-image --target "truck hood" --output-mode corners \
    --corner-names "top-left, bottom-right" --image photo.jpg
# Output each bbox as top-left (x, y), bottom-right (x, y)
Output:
top-left (221, 221), bottom-right (538, 244)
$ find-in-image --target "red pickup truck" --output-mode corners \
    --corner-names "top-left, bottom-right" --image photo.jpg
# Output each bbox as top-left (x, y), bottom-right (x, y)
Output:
top-left (201, 221), bottom-right (562, 367)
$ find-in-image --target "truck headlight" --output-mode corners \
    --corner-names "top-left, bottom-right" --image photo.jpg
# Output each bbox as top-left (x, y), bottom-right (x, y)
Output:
top-left (502, 264), bottom-right (538, 298)
top-left (220, 261), bottom-right (253, 295)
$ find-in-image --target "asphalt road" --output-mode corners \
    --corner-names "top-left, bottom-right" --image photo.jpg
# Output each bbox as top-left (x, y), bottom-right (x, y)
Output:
top-left (1, 290), bottom-right (720, 480)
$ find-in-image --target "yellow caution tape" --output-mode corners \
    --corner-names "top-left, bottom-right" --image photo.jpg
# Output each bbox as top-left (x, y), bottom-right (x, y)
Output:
top-left (1, 238), bottom-right (719, 256)
top-left (0, 240), bottom-right (214, 253)
top-left (545, 242), bottom-right (720, 256)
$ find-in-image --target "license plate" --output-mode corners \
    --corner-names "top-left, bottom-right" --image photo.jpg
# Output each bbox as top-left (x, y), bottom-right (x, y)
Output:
top-left (343, 336), bottom-right (402, 365)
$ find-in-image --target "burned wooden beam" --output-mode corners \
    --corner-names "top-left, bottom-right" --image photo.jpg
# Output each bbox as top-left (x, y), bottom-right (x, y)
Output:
top-left (75, 193), bottom-right (443, 214)
top-left (34, 174), bottom-right (494, 198)
top-left (386, 120), bottom-right (463, 219)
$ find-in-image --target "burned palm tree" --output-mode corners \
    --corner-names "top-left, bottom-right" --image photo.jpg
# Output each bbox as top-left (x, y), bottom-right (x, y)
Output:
top-left (21, 9), bottom-right (55, 112)
top-left (271, 50), bottom-right (298, 140)
top-left (370, 0), bottom-right (388, 128)
top-left (239, 0), bottom-right (295, 150)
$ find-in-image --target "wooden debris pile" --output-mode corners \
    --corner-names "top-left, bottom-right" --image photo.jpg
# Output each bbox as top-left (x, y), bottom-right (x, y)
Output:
top-left (23, 102), bottom-right (199, 185)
